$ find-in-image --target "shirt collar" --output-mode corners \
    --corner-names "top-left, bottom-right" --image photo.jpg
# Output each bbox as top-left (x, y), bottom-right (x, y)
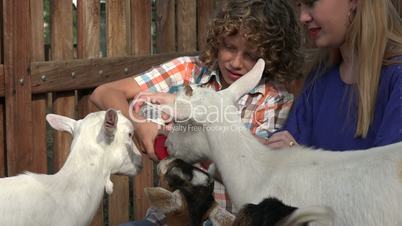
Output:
top-left (198, 68), bottom-right (266, 95)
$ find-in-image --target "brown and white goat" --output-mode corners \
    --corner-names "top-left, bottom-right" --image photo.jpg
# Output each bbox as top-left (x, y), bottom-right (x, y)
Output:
top-left (145, 158), bottom-right (235, 226)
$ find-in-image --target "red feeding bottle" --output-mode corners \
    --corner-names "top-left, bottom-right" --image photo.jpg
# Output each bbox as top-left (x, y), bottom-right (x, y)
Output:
top-left (154, 134), bottom-right (169, 160)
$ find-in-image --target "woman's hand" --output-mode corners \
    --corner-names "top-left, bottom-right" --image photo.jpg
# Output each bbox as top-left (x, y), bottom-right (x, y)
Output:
top-left (264, 130), bottom-right (297, 149)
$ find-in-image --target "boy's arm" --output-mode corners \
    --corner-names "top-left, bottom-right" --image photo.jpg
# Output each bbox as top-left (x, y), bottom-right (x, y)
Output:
top-left (90, 77), bottom-right (139, 118)
top-left (90, 77), bottom-right (159, 160)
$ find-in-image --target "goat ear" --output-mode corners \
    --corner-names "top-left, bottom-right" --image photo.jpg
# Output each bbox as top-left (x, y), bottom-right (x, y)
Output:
top-left (103, 109), bottom-right (118, 140)
top-left (219, 58), bottom-right (265, 103)
top-left (46, 114), bottom-right (77, 135)
top-left (209, 204), bottom-right (235, 226)
top-left (144, 187), bottom-right (184, 214)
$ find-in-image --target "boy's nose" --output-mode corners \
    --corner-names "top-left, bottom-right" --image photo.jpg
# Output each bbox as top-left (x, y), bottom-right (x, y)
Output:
top-left (230, 53), bottom-right (243, 69)
top-left (299, 7), bottom-right (312, 25)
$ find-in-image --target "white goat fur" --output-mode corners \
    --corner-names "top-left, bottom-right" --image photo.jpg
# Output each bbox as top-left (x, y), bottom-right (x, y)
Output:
top-left (0, 110), bottom-right (143, 226)
top-left (166, 59), bottom-right (402, 226)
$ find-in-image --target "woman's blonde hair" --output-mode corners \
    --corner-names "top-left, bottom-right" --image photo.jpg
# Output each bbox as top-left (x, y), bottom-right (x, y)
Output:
top-left (200, 0), bottom-right (303, 82)
top-left (306, 0), bottom-right (402, 137)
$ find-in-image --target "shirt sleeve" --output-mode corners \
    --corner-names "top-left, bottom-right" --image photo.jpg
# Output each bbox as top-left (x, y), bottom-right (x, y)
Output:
top-left (254, 88), bottom-right (294, 139)
top-left (133, 56), bottom-right (198, 93)
top-left (373, 64), bottom-right (402, 146)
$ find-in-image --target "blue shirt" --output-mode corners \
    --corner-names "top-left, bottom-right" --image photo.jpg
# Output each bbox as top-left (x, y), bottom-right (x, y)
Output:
top-left (284, 63), bottom-right (402, 151)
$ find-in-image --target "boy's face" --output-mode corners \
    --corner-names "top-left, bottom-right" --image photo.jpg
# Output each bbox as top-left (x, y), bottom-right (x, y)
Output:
top-left (217, 33), bottom-right (260, 88)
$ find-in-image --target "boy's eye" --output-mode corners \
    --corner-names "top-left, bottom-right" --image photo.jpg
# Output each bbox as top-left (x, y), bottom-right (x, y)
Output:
top-left (224, 44), bottom-right (236, 51)
top-left (303, 0), bottom-right (318, 7)
top-left (245, 52), bottom-right (259, 61)
top-left (296, 0), bottom-right (317, 7)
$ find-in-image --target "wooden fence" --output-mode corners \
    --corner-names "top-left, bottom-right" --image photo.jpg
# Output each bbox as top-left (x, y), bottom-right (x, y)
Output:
top-left (0, 0), bottom-right (401, 226)
top-left (0, 0), bottom-right (224, 225)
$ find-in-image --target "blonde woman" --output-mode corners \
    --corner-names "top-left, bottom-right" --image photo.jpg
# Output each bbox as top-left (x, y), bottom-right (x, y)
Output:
top-left (268, 0), bottom-right (402, 150)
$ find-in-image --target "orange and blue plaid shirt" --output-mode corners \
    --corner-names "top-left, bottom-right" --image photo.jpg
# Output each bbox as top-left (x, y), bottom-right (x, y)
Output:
top-left (133, 56), bottom-right (293, 224)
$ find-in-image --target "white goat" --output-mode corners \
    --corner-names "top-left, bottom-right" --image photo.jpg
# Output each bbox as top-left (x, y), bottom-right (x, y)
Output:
top-left (0, 109), bottom-right (143, 226)
top-left (165, 59), bottom-right (402, 226)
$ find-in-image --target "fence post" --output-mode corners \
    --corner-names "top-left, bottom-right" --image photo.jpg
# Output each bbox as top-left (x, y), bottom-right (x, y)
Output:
top-left (30, 0), bottom-right (48, 175)
top-left (106, 0), bottom-right (131, 225)
top-left (198, 0), bottom-right (219, 51)
top-left (76, 1), bottom-right (103, 225)
top-left (156, 0), bottom-right (176, 53)
top-left (177, 0), bottom-right (197, 52)
top-left (51, 0), bottom-right (76, 173)
top-left (3, 0), bottom-right (35, 176)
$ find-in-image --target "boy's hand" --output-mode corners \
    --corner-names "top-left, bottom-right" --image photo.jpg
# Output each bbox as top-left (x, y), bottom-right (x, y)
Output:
top-left (132, 121), bottom-right (159, 161)
top-left (131, 92), bottom-right (177, 161)
top-left (133, 92), bottom-right (176, 112)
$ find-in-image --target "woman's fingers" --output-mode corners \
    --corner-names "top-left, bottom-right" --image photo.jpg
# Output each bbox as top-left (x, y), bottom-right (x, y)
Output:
top-left (266, 131), bottom-right (297, 149)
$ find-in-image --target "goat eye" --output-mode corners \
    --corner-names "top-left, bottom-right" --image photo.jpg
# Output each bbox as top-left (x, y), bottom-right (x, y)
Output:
top-left (128, 132), bottom-right (133, 137)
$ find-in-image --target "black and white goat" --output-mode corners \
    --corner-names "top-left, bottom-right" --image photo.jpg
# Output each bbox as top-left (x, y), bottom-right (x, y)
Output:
top-left (164, 59), bottom-right (401, 225)
top-left (0, 110), bottom-right (143, 226)
top-left (145, 158), bottom-right (235, 226)
top-left (146, 158), bottom-right (333, 226)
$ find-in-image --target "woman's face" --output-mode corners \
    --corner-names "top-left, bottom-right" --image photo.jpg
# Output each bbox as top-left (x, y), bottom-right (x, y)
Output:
top-left (217, 33), bottom-right (259, 88)
top-left (296, 0), bottom-right (356, 48)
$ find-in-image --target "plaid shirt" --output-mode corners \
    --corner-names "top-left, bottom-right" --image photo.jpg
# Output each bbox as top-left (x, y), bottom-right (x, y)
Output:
top-left (133, 56), bottom-right (293, 225)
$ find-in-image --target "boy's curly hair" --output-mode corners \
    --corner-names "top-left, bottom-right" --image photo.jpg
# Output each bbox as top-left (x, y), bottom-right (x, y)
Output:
top-left (200, 0), bottom-right (303, 82)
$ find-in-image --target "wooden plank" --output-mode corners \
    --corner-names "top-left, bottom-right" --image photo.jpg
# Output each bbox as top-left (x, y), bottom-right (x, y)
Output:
top-left (30, 52), bottom-right (195, 94)
top-left (76, 1), bottom-right (103, 225)
top-left (0, 0), bottom-right (4, 173)
top-left (31, 0), bottom-right (47, 174)
top-left (77, 0), bottom-right (100, 59)
top-left (198, 0), bottom-right (216, 51)
top-left (107, 0), bottom-right (129, 57)
top-left (51, 0), bottom-right (74, 60)
top-left (400, 0), bottom-right (402, 16)
top-left (0, 98), bottom-right (4, 177)
top-left (0, 0), bottom-right (3, 64)
top-left (130, 0), bottom-right (151, 56)
top-left (52, 93), bottom-right (75, 170)
top-left (177, 0), bottom-right (197, 51)
top-left (130, 0), bottom-right (154, 220)
top-left (134, 159), bottom-right (153, 219)
top-left (0, 0), bottom-right (4, 175)
top-left (106, 0), bottom-right (130, 224)
top-left (0, 65), bottom-right (5, 96)
top-left (51, 0), bottom-right (75, 172)
top-left (156, 0), bottom-right (176, 53)
top-left (3, 0), bottom-right (34, 176)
